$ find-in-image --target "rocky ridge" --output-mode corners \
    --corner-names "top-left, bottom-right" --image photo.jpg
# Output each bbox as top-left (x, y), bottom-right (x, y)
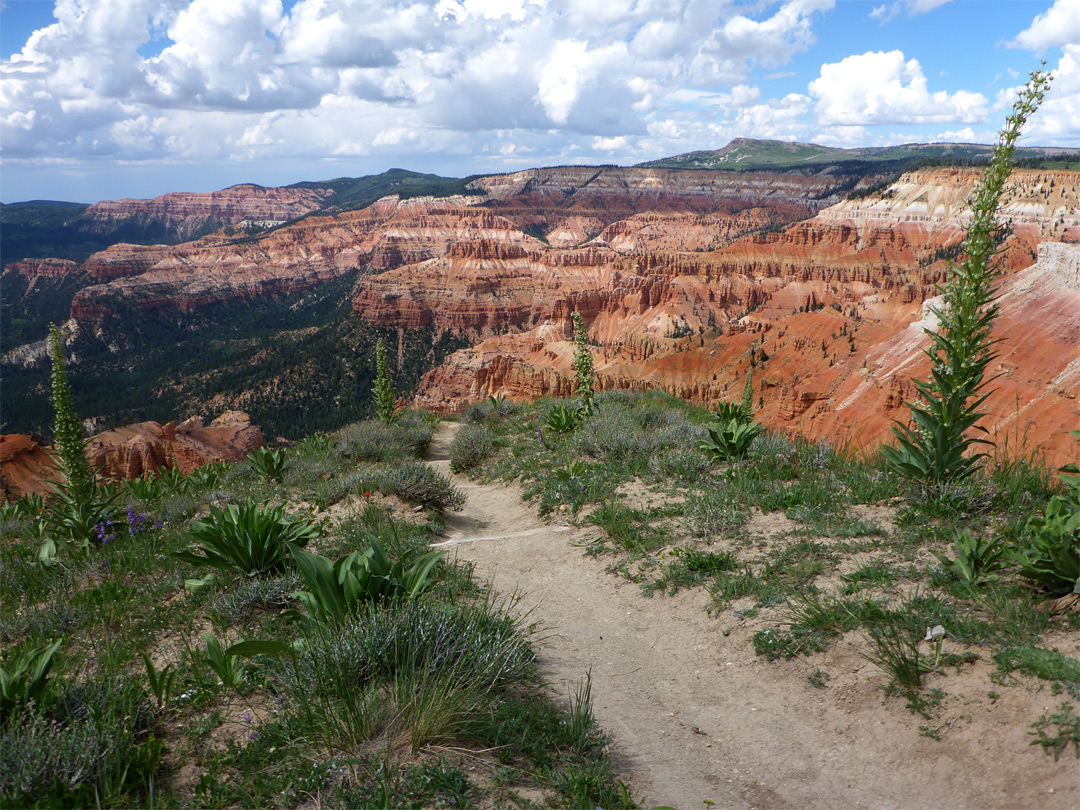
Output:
top-left (4, 160), bottom-right (1078, 466)
top-left (79, 184), bottom-right (335, 242)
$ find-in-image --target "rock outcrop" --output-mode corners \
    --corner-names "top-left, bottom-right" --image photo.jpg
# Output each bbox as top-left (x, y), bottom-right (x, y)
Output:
top-left (1, 411), bottom-right (263, 501)
top-left (69, 195), bottom-right (520, 317)
top-left (80, 184), bottom-right (334, 242)
top-left (409, 168), bottom-right (1079, 467)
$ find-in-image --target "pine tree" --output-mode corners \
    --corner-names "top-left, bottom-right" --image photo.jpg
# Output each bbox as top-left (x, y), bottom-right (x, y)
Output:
top-left (373, 338), bottom-right (397, 424)
top-left (572, 312), bottom-right (595, 416)
top-left (48, 324), bottom-right (93, 498)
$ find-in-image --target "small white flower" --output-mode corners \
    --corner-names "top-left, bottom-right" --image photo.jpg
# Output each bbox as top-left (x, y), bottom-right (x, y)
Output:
top-left (924, 625), bottom-right (946, 642)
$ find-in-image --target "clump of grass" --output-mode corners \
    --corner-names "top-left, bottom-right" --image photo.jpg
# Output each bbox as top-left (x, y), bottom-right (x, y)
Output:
top-left (647, 546), bottom-right (739, 596)
top-left (685, 490), bottom-right (747, 539)
top-left (210, 572), bottom-right (301, 627)
top-left (648, 447), bottom-right (711, 481)
top-left (372, 461), bottom-right (465, 511)
top-left (279, 599), bottom-right (535, 753)
top-left (588, 501), bottom-right (666, 555)
top-left (333, 418), bottom-right (433, 462)
top-left (449, 424), bottom-right (494, 473)
top-left (0, 676), bottom-right (161, 809)
top-left (994, 646), bottom-right (1080, 696)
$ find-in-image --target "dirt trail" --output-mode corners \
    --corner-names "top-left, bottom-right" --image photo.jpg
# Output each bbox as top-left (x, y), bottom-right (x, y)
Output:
top-left (427, 423), bottom-right (1076, 810)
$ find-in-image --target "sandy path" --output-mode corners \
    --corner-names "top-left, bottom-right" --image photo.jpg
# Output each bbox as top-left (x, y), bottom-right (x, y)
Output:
top-left (428, 423), bottom-right (1077, 810)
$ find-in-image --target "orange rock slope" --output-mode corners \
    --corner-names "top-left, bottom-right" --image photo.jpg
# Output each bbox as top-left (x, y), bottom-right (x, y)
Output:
top-left (15, 163), bottom-right (1078, 468)
top-left (0, 411), bottom-right (262, 501)
top-left (399, 167), bottom-right (1078, 467)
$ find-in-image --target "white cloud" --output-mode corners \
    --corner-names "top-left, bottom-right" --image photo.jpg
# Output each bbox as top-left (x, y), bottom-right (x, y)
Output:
top-left (592, 135), bottom-right (629, 151)
top-left (809, 50), bottom-right (987, 125)
top-left (0, 0), bottom-right (841, 168)
top-left (1000, 44), bottom-right (1080, 147)
top-left (1010, 0), bottom-right (1080, 51)
top-left (871, 0), bottom-right (953, 23)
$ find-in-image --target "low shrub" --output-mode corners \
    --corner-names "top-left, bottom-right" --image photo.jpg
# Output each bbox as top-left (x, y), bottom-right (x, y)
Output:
top-left (0, 677), bottom-right (161, 809)
top-left (373, 461), bottom-right (464, 511)
top-left (333, 419), bottom-right (433, 462)
top-left (449, 425), bottom-right (494, 473)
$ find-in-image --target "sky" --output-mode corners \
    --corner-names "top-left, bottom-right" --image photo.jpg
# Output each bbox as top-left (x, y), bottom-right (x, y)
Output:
top-left (1, 0), bottom-right (1077, 203)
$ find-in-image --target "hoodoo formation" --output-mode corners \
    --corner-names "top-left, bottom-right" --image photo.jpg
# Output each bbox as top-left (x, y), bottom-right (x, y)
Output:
top-left (2, 149), bottom-right (1078, 467)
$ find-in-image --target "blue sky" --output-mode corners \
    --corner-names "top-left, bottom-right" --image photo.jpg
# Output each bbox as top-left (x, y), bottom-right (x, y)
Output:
top-left (1, 0), bottom-right (1076, 203)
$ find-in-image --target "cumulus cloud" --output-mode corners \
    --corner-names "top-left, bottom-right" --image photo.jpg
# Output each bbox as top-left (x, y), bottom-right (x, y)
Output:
top-left (998, 44), bottom-right (1080, 147)
top-left (809, 50), bottom-right (987, 125)
top-left (1009, 0), bottom-right (1080, 51)
top-left (0, 0), bottom-right (839, 169)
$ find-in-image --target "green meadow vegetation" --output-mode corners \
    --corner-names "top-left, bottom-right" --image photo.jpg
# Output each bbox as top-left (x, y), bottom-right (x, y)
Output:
top-left (0, 341), bottom-right (632, 808)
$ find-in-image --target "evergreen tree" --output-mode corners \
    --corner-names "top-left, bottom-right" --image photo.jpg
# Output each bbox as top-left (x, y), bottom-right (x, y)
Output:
top-left (572, 312), bottom-right (595, 416)
top-left (373, 338), bottom-right (397, 424)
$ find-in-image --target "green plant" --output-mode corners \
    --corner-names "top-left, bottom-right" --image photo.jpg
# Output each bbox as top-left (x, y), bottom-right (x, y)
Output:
top-left (3, 493), bottom-right (45, 522)
top-left (288, 539), bottom-right (445, 625)
top-left (247, 446), bottom-right (290, 483)
top-left (449, 424), bottom-right (494, 472)
top-left (139, 650), bottom-right (178, 709)
top-left (174, 500), bottom-right (319, 577)
top-left (1011, 448), bottom-right (1080, 597)
top-left (713, 400), bottom-right (752, 425)
top-left (200, 633), bottom-right (291, 691)
top-left (699, 418), bottom-right (762, 461)
top-left (741, 367), bottom-right (754, 414)
top-left (881, 70), bottom-right (1052, 487)
top-left (546, 402), bottom-right (581, 434)
top-left (932, 530), bottom-right (1008, 587)
top-left (1029, 702), bottom-right (1079, 760)
top-left (0, 640), bottom-right (61, 723)
top-left (157, 465), bottom-right (188, 493)
top-left (565, 670), bottom-right (602, 755)
top-left (46, 324), bottom-right (94, 499)
top-left (40, 479), bottom-right (120, 564)
top-left (572, 312), bottom-right (595, 416)
top-left (862, 617), bottom-right (936, 692)
top-left (188, 459), bottom-right (229, 489)
top-left (125, 475), bottom-right (164, 501)
top-left (554, 460), bottom-right (587, 484)
top-left (373, 337), bottom-right (397, 424)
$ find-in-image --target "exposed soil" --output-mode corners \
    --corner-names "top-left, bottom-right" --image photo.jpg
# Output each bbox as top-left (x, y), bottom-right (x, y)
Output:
top-left (427, 422), bottom-right (1078, 810)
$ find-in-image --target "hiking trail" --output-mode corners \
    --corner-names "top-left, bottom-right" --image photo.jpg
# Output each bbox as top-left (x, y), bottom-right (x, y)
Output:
top-left (427, 421), bottom-right (1074, 810)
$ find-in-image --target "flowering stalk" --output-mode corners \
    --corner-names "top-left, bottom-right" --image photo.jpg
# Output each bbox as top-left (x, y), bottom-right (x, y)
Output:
top-left (881, 68), bottom-right (1052, 488)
